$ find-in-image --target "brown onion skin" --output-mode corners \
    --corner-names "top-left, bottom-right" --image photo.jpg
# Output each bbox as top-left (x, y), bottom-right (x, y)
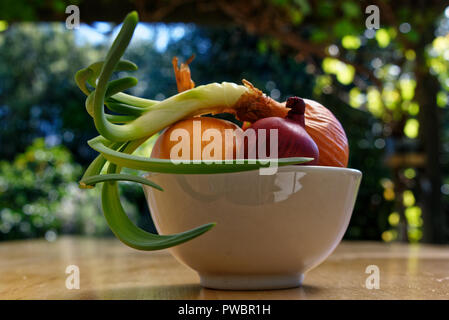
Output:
top-left (151, 117), bottom-right (243, 160)
top-left (246, 97), bottom-right (319, 165)
top-left (303, 99), bottom-right (349, 167)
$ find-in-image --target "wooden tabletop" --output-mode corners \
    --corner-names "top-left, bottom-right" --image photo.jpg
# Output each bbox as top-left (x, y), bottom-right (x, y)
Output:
top-left (1, 236), bottom-right (448, 299)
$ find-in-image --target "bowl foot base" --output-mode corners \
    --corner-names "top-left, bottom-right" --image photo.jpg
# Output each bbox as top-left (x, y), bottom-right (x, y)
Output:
top-left (199, 273), bottom-right (304, 290)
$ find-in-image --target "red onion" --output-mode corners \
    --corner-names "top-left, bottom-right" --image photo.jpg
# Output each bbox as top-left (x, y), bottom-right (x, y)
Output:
top-left (247, 97), bottom-right (319, 165)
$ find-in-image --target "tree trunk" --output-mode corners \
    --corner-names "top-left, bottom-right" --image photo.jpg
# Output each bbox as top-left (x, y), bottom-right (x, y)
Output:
top-left (415, 67), bottom-right (445, 243)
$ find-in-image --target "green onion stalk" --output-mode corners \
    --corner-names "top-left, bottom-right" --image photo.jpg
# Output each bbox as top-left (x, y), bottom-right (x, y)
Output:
top-left (76, 11), bottom-right (312, 250)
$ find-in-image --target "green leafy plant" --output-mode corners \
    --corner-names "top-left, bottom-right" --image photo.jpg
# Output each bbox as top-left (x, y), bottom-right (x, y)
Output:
top-left (0, 138), bottom-right (137, 240)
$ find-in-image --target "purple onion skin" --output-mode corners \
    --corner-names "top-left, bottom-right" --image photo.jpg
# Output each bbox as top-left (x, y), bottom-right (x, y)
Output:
top-left (247, 97), bottom-right (319, 165)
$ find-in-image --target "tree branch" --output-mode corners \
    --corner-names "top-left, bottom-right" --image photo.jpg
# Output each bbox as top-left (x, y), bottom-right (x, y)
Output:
top-left (217, 0), bottom-right (382, 88)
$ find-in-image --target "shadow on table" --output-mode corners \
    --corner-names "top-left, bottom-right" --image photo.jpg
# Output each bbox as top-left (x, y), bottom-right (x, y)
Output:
top-left (79, 283), bottom-right (323, 300)
top-left (199, 284), bottom-right (323, 300)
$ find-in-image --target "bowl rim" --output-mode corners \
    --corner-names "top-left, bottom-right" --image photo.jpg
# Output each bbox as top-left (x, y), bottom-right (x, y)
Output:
top-left (142, 165), bottom-right (362, 178)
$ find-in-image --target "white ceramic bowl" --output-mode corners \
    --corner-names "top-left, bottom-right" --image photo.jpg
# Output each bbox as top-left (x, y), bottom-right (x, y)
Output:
top-left (143, 166), bottom-right (362, 290)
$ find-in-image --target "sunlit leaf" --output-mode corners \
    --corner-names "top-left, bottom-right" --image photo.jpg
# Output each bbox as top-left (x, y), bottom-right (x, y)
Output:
top-left (437, 91), bottom-right (448, 108)
top-left (341, 35), bottom-right (361, 49)
top-left (388, 212), bottom-right (400, 226)
top-left (0, 20), bottom-right (8, 32)
top-left (322, 57), bottom-right (355, 85)
top-left (383, 188), bottom-right (395, 201)
top-left (314, 74), bottom-right (332, 95)
top-left (404, 118), bottom-right (419, 138)
top-left (408, 228), bottom-right (422, 242)
top-left (375, 29), bottom-right (390, 48)
top-left (322, 57), bottom-right (337, 73)
top-left (380, 178), bottom-right (394, 190)
top-left (405, 49), bottom-right (416, 61)
top-left (336, 64), bottom-right (355, 85)
top-left (367, 87), bottom-right (384, 117)
top-left (405, 206), bottom-right (422, 228)
top-left (404, 168), bottom-right (416, 179)
top-left (387, 27), bottom-right (397, 39)
top-left (349, 87), bottom-right (364, 108)
top-left (403, 190), bottom-right (415, 207)
top-left (429, 58), bottom-right (448, 74)
top-left (407, 102), bottom-right (419, 116)
top-left (432, 36), bottom-right (449, 54)
top-left (399, 78), bottom-right (416, 101)
top-left (382, 87), bottom-right (400, 110)
top-left (381, 230), bottom-right (397, 242)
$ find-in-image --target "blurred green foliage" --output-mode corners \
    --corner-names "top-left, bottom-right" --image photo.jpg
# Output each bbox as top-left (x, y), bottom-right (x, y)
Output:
top-left (0, 23), bottom-right (102, 162)
top-left (0, 138), bottom-right (99, 239)
top-left (0, 138), bottom-right (139, 240)
top-left (3, 0), bottom-right (449, 243)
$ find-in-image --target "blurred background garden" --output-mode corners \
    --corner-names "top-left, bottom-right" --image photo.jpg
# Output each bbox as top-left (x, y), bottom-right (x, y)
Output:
top-left (0, 0), bottom-right (448, 244)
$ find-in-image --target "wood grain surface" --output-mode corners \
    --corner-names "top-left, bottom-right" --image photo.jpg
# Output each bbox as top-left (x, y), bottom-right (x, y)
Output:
top-left (0, 237), bottom-right (448, 299)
